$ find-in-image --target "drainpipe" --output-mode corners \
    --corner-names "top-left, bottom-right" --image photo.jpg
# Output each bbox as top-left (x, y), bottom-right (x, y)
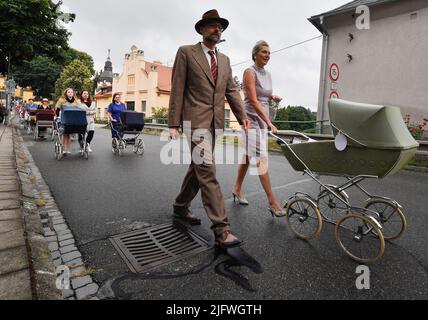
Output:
top-left (316, 16), bottom-right (329, 134)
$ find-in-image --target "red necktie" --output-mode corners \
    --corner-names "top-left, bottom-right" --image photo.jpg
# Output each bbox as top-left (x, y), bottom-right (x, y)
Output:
top-left (208, 51), bottom-right (217, 83)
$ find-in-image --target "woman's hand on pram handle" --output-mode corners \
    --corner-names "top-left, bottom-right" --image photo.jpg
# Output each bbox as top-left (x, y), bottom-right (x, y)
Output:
top-left (267, 122), bottom-right (278, 134)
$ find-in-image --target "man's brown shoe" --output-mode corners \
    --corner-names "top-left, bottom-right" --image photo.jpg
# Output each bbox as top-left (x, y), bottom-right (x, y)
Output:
top-left (214, 230), bottom-right (243, 248)
top-left (173, 210), bottom-right (201, 225)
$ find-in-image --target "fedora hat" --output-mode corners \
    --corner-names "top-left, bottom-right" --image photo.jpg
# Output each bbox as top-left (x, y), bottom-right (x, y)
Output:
top-left (195, 9), bottom-right (229, 34)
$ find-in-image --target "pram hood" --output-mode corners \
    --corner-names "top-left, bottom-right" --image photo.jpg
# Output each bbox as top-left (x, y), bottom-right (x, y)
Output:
top-left (328, 99), bottom-right (419, 150)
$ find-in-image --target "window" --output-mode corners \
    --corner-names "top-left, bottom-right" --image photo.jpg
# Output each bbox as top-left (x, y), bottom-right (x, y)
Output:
top-left (141, 101), bottom-right (147, 115)
top-left (128, 74), bottom-right (135, 85)
top-left (126, 101), bottom-right (135, 111)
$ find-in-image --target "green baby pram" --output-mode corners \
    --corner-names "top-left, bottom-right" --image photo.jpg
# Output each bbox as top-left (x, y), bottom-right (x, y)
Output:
top-left (272, 99), bottom-right (419, 264)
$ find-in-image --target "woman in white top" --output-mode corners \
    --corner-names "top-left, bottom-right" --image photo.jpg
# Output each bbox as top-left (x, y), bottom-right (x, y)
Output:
top-left (78, 90), bottom-right (96, 152)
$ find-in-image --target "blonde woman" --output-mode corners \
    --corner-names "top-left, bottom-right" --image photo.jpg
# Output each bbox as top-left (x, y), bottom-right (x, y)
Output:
top-left (55, 88), bottom-right (80, 154)
top-left (233, 40), bottom-right (285, 217)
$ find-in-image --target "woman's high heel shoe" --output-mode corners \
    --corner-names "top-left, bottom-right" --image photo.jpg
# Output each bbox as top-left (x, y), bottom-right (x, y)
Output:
top-left (232, 192), bottom-right (249, 205)
top-left (268, 206), bottom-right (286, 218)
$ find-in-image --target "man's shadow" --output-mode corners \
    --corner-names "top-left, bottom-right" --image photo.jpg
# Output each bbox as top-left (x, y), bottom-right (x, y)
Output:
top-left (214, 246), bottom-right (263, 292)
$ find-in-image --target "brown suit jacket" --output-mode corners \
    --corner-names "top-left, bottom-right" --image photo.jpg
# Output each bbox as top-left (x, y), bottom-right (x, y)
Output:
top-left (168, 43), bottom-right (247, 130)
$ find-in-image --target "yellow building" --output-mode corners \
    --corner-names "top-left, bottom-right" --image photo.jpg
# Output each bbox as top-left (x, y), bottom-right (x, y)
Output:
top-left (96, 46), bottom-right (240, 129)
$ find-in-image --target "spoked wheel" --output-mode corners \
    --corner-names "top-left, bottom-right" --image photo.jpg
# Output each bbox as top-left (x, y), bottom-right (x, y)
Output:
top-left (118, 140), bottom-right (126, 156)
top-left (83, 143), bottom-right (89, 160)
top-left (335, 212), bottom-right (385, 264)
top-left (133, 138), bottom-right (145, 156)
top-left (364, 198), bottom-right (407, 240)
top-left (112, 138), bottom-right (119, 155)
top-left (317, 185), bottom-right (349, 223)
top-left (34, 126), bottom-right (38, 141)
top-left (55, 143), bottom-right (63, 161)
top-left (285, 196), bottom-right (323, 240)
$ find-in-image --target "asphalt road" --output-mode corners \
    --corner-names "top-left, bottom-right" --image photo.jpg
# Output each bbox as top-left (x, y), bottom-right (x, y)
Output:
top-left (19, 123), bottom-right (428, 300)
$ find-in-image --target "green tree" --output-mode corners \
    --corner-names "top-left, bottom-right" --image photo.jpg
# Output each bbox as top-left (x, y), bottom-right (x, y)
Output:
top-left (13, 55), bottom-right (62, 98)
top-left (0, 0), bottom-right (73, 74)
top-left (54, 59), bottom-right (93, 99)
top-left (61, 48), bottom-right (95, 75)
top-left (151, 107), bottom-right (168, 120)
top-left (273, 105), bottom-right (316, 132)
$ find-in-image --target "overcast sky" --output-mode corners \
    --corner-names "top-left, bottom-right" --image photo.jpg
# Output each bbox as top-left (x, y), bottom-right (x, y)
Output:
top-left (59, 0), bottom-right (348, 110)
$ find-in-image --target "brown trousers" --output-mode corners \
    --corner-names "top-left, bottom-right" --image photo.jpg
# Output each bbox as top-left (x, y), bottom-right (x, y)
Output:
top-left (173, 129), bottom-right (229, 234)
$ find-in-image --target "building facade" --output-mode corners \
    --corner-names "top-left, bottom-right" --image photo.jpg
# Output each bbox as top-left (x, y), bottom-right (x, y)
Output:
top-left (309, 0), bottom-right (428, 132)
top-left (96, 46), bottom-right (240, 129)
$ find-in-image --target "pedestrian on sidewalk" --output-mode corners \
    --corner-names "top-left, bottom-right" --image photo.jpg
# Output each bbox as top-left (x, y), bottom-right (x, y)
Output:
top-left (78, 90), bottom-right (96, 153)
top-left (55, 88), bottom-right (80, 154)
top-left (232, 40), bottom-right (285, 217)
top-left (168, 9), bottom-right (250, 248)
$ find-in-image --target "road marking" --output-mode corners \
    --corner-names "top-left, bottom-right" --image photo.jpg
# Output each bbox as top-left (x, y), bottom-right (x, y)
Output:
top-left (227, 178), bottom-right (313, 201)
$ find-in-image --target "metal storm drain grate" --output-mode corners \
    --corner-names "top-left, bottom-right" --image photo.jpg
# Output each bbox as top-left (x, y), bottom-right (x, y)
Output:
top-left (110, 223), bottom-right (210, 273)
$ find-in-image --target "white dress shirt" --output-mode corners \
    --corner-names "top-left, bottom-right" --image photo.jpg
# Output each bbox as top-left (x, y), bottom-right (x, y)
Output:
top-left (201, 42), bottom-right (217, 67)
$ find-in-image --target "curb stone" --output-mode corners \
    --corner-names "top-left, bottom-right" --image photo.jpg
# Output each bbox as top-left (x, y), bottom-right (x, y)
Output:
top-left (13, 125), bottom-right (100, 300)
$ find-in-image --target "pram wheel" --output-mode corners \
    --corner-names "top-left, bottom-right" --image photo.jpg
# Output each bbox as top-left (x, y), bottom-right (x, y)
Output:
top-left (335, 212), bottom-right (385, 264)
top-left (112, 138), bottom-right (119, 155)
top-left (364, 198), bottom-right (407, 240)
top-left (118, 140), bottom-right (126, 156)
top-left (285, 196), bottom-right (323, 240)
top-left (133, 138), bottom-right (144, 155)
top-left (55, 142), bottom-right (63, 161)
top-left (317, 185), bottom-right (349, 223)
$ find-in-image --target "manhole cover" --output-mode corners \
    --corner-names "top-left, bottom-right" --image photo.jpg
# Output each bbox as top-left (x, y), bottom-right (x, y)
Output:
top-left (110, 222), bottom-right (211, 273)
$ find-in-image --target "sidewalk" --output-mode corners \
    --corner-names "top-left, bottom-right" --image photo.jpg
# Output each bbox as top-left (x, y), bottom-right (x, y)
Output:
top-left (0, 123), bottom-right (62, 300)
top-left (0, 124), bottom-right (33, 299)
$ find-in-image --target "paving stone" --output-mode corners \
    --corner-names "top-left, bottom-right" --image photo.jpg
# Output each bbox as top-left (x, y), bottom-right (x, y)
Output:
top-left (65, 258), bottom-right (84, 269)
top-left (59, 239), bottom-right (75, 247)
top-left (62, 289), bottom-right (74, 299)
top-left (0, 185), bottom-right (19, 193)
top-left (57, 229), bottom-right (71, 236)
top-left (0, 209), bottom-right (21, 221)
top-left (76, 283), bottom-right (99, 300)
top-left (0, 229), bottom-right (25, 251)
top-left (45, 236), bottom-right (57, 242)
top-left (0, 199), bottom-right (20, 210)
top-left (60, 245), bottom-right (77, 255)
top-left (53, 219), bottom-right (65, 225)
top-left (44, 230), bottom-right (55, 237)
top-left (48, 211), bottom-right (61, 217)
top-left (70, 266), bottom-right (86, 278)
top-left (0, 219), bottom-right (23, 233)
top-left (71, 275), bottom-right (92, 290)
top-left (53, 258), bottom-right (62, 268)
top-left (0, 246), bottom-right (29, 274)
top-left (58, 233), bottom-right (74, 242)
top-left (0, 192), bottom-right (20, 201)
top-left (51, 250), bottom-right (61, 260)
top-left (48, 242), bottom-right (58, 252)
top-left (62, 251), bottom-right (82, 263)
top-left (0, 269), bottom-right (32, 300)
top-left (53, 224), bottom-right (68, 232)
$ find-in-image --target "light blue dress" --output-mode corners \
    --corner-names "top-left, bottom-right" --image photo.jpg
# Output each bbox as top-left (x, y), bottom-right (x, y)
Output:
top-left (243, 65), bottom-right (273, 158)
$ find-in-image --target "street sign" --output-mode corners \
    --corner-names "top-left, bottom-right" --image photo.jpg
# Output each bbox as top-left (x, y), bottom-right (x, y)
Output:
top-left (329, 63), bottom-right (340, 81)
top-left (330, 91), bottom-right (339, 99)
top-left (5, 79), bottom-right (16, 95)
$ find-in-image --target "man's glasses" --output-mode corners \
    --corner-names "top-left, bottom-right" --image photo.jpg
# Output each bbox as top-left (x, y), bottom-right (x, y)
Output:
top-left (206, 23), bottom-right (224, 31)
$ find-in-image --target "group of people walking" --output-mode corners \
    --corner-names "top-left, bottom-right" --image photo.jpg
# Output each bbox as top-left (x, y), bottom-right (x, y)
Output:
top-left (168, 9), bottom-right (284, 248)
top-left (54, 88), bottom-right (96, 154)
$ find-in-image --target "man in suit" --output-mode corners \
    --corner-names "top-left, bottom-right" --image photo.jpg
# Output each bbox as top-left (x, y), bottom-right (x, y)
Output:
top-left (168, 9), bottom-right (250, 248)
